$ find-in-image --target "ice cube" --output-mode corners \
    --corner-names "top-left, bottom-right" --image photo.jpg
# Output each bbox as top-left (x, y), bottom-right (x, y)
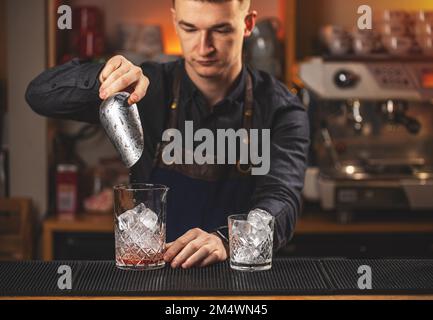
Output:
top-left (234, 245), bottom-right (262, 263)
top-left (141, 233), bottom-right (163, 252)
top-left (117, 203), bottom-right (162, 251)
top-left (138, 207), bottom-right (158, 232)
top-left (233, 246), bottom-right (252, 263)
top-left (134, 203), bottom-right (146, 214)
top-left (133, 229), bottom-right (161, 251)
top-left (231, 220), bottom-right (251, 237)
top-left (251, 246), bottom-right (262, 259)
top-left (118, 209), bottom-right (137, 231)
top-left (247, 209), bottom-right (273, 230)
top-left (249, 227), bottom-right (269, 247)
top-left (118, 203), bottom-right (145, 230)
top-left (129, 223), bottom-right (151, 246)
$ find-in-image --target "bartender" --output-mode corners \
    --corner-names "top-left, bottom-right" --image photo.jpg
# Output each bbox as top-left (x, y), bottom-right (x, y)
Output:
top-left (25, 0), bottom-right (310, 269)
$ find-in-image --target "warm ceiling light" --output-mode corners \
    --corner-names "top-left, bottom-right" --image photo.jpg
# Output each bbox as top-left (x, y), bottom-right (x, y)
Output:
top-left (345, 165), bottom-right (356, 175)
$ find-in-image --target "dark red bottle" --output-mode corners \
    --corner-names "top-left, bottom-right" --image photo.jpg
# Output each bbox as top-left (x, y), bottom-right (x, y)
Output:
top-left (56, 164), bottom-right (78, 218)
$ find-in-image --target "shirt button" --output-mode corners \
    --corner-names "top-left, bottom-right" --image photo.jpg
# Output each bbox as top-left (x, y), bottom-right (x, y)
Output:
top-left (51, 83), bottom-right (57, 89)
top-left (84, 80), bottom-right (90, 87)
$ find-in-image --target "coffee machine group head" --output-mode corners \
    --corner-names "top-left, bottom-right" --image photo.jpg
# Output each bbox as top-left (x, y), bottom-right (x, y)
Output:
top-left (299, 57), bottom-right (433, 221)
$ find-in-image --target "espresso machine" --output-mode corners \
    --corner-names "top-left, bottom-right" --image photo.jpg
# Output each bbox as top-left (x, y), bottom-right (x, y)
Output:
top-left (299, 57), bottom-right (433, 222)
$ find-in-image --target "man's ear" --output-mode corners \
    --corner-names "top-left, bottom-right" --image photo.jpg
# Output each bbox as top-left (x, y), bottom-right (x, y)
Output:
top-left (171, 8), bottom-right (178, 35)
top-left (244, 10), bottom-right (257, 37)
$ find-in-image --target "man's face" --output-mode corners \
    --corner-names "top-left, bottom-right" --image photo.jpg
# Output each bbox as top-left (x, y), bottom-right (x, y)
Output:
top-left (171, 0), bottom-right (255, 79)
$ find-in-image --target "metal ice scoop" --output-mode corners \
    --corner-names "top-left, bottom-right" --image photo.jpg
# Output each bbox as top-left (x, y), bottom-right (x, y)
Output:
top-left (100, 92), bottom-right (144, 168)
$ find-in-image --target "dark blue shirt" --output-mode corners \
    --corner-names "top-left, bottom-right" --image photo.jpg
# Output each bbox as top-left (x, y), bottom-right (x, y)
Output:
top-left (25, 58), bottom-right (310, 251)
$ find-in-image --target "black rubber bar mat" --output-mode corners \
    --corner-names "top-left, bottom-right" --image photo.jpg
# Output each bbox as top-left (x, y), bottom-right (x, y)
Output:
top-left (0, 258), bottom-right (329, 297)
top-left (321, 258), bottom-right (433, 295)
top-left (0, 261), bottom-right (82, 296)
top-left (1, 258), bottom-right (433, 297)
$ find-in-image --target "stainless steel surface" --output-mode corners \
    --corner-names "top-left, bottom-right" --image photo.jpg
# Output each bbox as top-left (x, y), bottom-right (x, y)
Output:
top-left (299, 57), bottom-right (433, 100)
top-left (318, 174), bottom-right (433, 211)
top-left (100, 92), bottom-right (144, 168)
top-left (320, 162), bottom-right (433, 180)
top-left (320, 127), bottom-right (342, 170)
top-left (313, 101), bottom-right (433, 169)
top-left (300, 58), bottom-right (433, 213)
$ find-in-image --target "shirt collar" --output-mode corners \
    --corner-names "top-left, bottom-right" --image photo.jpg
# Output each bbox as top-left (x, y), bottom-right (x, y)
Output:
top-left (179, 59), bottom-right (247, 116)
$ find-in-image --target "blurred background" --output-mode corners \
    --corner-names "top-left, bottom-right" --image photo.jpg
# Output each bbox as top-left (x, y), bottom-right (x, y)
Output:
top-left (1, 0), bottom-right (433, 262)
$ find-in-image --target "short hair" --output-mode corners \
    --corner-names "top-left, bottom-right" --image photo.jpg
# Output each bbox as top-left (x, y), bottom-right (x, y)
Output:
top-left (172, 0), bottom-right (250, 9)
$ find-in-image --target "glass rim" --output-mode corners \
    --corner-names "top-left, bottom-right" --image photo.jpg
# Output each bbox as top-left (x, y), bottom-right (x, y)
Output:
top-left (113, 183), bottom-right (169, 192)
top-left (228, 214), bottom-right (249, 221)
top-left (228, 213), bottom-right (275, 222)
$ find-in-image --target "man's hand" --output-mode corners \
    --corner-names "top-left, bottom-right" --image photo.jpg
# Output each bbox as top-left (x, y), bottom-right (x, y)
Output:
top-left (164, 228), bottom-right (229, 269)
top-left (98, 55), bottom-right (149, 105)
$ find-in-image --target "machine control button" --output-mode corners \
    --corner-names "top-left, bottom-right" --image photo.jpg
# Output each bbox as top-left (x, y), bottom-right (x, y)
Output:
top-left (334, 70), bottom-right (360, 88)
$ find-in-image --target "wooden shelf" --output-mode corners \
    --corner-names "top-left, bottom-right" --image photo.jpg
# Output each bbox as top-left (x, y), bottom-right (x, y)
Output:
top-left (42, 212), bottom-right (433, 260)
top-left (44, 213), bottom-right (433, 235)
top-left (43, 214), bottom-right (113, 261)
top-left (297, 214), bottom-right (433, 234)
top-left (0, 198), bottom-right (34, 260)
top-left (43, 214), bottom-right (113, 233)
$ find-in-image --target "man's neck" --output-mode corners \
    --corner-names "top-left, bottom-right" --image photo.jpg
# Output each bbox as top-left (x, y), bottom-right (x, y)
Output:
top-left (185, 61), bottom-right (243, 107)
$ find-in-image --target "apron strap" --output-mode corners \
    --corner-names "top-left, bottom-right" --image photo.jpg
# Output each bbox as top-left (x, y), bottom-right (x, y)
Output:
top-left (237, 70), bottom-right (254, 174)
top-left (243, 70), bottom-right (254, 132)
top-left (169, 66), bottom-right (182, 129)
top-left (152, 66), bottom-right (182, 168)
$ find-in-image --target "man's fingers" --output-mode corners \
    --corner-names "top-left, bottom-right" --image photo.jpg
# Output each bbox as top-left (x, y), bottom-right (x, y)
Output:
top-left (100, 64), bottom-right (131, 90)
top-left (182, 246), bottom-right (214, 269)
top-left (127, 76), bottom-right (149, 105)
top-left (99, 56), bottom-right (123, 83)
top-left (163, 231), bottom-right (227, 269)
top-left (127, 94), bottom-right (139, 106)
top-left (199, 251), bottom-right (220, 268)
top-left (163, 230), bottom-right (198, 263)
top-left (100, 63), bottom-right (131, 96)
top-left (101, 72), bottom-right (139, 99)
top-left (171, 239), bottom-right (207, 268)
top-left (98, 56), bottom-right (146, 103)
top-left (165, 242), bottom-right (174, 253)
